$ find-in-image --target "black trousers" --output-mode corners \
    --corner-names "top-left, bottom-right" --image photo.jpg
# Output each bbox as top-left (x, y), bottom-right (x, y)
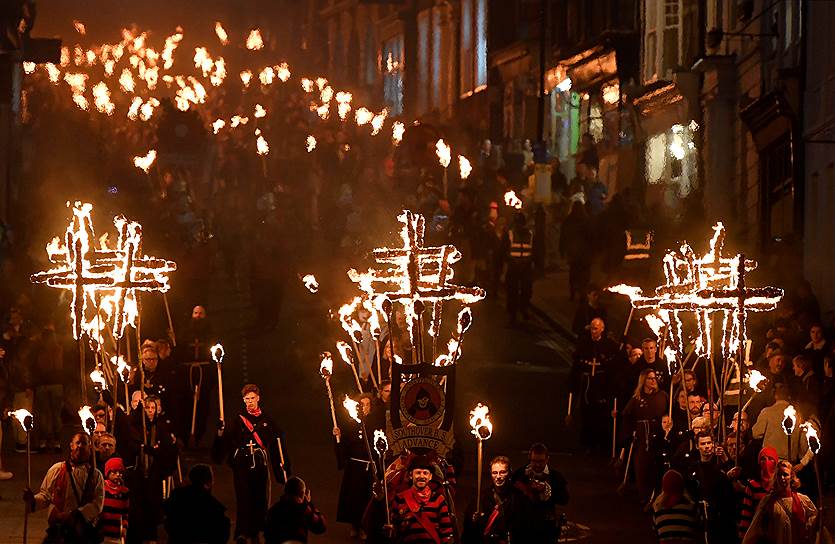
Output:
top-left (233, 460), bottom-right (269, 538)
top-left (506, 262), bottom-right (533, 319)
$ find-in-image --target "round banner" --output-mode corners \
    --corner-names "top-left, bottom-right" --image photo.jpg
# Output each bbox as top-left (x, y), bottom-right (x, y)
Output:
top-left (399, 378), bottom-right (445, 427)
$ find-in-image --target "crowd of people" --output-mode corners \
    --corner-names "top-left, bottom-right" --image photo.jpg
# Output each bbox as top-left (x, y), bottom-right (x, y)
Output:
top-left (568, 282), bottom-right (835, 543)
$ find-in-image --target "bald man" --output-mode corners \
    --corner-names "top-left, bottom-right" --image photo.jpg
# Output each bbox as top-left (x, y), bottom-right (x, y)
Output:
top-left (569, 317), bottom-right (619, 453)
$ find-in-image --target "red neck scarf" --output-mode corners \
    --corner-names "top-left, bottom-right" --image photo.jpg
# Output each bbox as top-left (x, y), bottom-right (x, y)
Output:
top-left (413, 486), bottom-right (431, 504)
top-left (247, 407), bottom-right (262, 417)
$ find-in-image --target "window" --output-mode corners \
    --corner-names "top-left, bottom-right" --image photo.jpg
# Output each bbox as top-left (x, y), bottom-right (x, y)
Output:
top-left (644, 124), bottom-right (698, 196)
top-left (382, 34), bottom-right (404, 116)
top-left (417, 9), bottom-right (430, 115)
top-left (642, 0), bottom-right (681, 83)
top-left (416, 6), bottom-right (453, 115)
top-left (762, 138), bottom-right (794, 240)
top-left (460, 0), bottom-right (487, 97)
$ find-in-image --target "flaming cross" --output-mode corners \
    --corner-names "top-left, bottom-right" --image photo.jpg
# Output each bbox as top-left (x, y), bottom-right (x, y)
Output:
top-left (31, 202), bottom-right (176, 341)
top-left (349, 210), bottom-right (485, 362)
top-left (609, 223), bottom-right (783, 360)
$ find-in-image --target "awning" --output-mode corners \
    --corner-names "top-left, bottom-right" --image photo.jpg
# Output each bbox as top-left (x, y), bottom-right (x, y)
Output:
top-left (739, 91), bottom-right (795, 150)
top-left (631, 82), bottom-right (687, 136)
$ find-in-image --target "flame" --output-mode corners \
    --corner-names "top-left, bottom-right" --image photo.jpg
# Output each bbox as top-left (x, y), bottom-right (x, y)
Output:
top-left (602, 82), bottom-right (620, 105)
top-left (301, 78), bottom-right (314, 92)
top-left (259, 66), bottom-right (275, 86)
top-left (161, 29), bottom-right (183, 70)
top-left (78, 405), bottom-right (96, 434)
top-left (254, 104), bottom-right (267, 118)
top-left (804, 424), bottom-right (821, 455)
top-left (9, 408), bottom-right (33, 431)
top-left (607, 283), bottom-right (644, 300)
top-left (212, 118), bottom-right (226, 134)
top-left (336, 91), bottom-right (352, 119)
top-left (343, 396), bottom-right (361, 423)
top-left (336, 340), bottom-right (355, 367)
top-left (392, 121), bottom-right (405, 145)
top-left (139, 98), bottom-right (159, 121)
top-left (255, 130), bottom-right (269, 155)
top-left (111, 355), bottom-right (131, 382)
top-left (747, 369), bottom-right (766, 392)
top-left (458, 155), bottom-right (472, 179)
top-left (118, 68), bottom-right (135, 93)
top-left (246, 29), bottom-right (264, 50)
top-left (302, 274), bottom-right (319, 292)
top-left (210, 58), bottom-right (226, 87)
top-left (435, 139), bottom-right (451, 168)
top-left (210, 343), bottom-right (225, 363)
top-left (338, 298), bottom-right (365, 343)
top-left (73, 93), bottom-right (89, 111)
top-left (315, 77), bottom-right (328, 91)
top-left (276, 62), bottom-right (291, 82)
top-left (355, 107), bottom-right (373, 126)
top-left (230, 115), bottom-right (249, 127)
top-left (782, 404), bottom-right (797, 435)
top-left (91, 82), bottom-right (115, 115)
top-left (73, 20), bottom-right (86, 35)
top-left (306, 135), bottom-right (317, 153)
top-left (215, 22), bottom-right (229, 45)
top-left (23, 61), bottom-right (36, 74)
top-left (319, 352), bottom-right (333, 377)
top-left (371, 109), bottom-right (388, 135)
top-left (45, 63), bottom-right (61, 83)
top-left (664, 346), bottom-right (677, 374)
top-left (503, 190), bottom-right (522, 209)
top-left (60, 47), bottom-right (70, 66)
top-left (133, 149), bottom-right (157, 173)
top-left (90, 368), bottom-right (107, 389)
top-left (469, 403), bottom-right (493, 440)
top-left (127, 96), bottom-right (143, 120)
top-left (645, 314), bottom-right (666, 337)
top-left (240, 70), bottom-right (253, 87)
top-left (63, 72), bottom-right (88, 94)
top-left (316, 103), bottom-right (330, 120)
top-left (320, 85), bottom-right (334, 103)
top-left (373, 429), bottom-right (388, 452)
top-left (194, 47), bottom-right (213, 76)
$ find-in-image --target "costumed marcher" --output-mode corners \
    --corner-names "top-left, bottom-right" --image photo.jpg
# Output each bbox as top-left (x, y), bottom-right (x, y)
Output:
top-left (742, 460), bottom-right (818, 544)
top-left (264, 476), bottom-right (327, 543)
top-left (180, 305), bottom-right (215, 445)
top-left (212, 383), bottom-right (290, 543)
top-left (333, 393), bottom-right (375, 538)
top-left (502, 211), bottom-right (534, 324)
top-left (98, 457), bottom-right (129, 544)
top-left (462, 456), bottom-right (527, 544)
top-left (568, 317), bottom-right (619, 453)
top-left (619, 369), bottom-right (667, 504)
top-left (733, 446), bottom-right (778, 540)
top-left (651, 469), bottom-right (701, 543)
top-left (23, 432), bottom-right (104, 544)
top-left (389, 455), bottom-right (454, 543)
top-left (126, 395), bottom-right (178, 544)
top-left (688, 432), bottom-right (735, 543)
top-left (163, 464), bottom-right (231, 544)
top-left (510, 443), bottom-right (569, 542)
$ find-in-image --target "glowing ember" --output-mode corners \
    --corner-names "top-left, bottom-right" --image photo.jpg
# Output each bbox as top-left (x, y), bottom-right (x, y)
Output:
top-left (469, 403), bottom-right (493, 440)
top-left (503, 190), bottom-right (522, 209)
top-left (215, 22), bottom-right (230, 45)
top-left (90, 368), bottom-right (107, 389)
top-left (302, 274), bottom-right (319, 292)
top-left (8, 408), bottom-right (33, 431)
top-left (458, 155), bottom-right (472, 179)
top-left (782, 405), bottom-right (797, 435)
top-left (212, 119), bottom-right (226, 134)
top-left (747, 369), bottom-right (766, 392)
top-left (319, 352), bottom-right (333, 377)
top-left (133, 150), bottom-right (157, 173)
top-left (306, 135), bottom-right (317, 153)
top-left (435, 139), bottom-right (451, 168)
top-left (343, 396), bottom-right (361, 423)
top-left (246, 29), bottom-right (264, 50)
top-left (79, 405), bottom-right (96, 434)
top-left (73, 20), bottom-right (86, 35)
top-left (210, 343), bottom-right (225, 364)
top-left (392, 121), bottom-right (405, 145)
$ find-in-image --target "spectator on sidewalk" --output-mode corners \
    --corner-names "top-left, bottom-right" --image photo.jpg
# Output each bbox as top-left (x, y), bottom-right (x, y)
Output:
top-left (560, 201), bottom-right (591, 301)
top-left (32, 321), bottom-right (64, 453)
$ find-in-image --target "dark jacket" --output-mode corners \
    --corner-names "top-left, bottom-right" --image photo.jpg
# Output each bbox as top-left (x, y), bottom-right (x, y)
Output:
top-left (162, 484), bottom-right (231, 544)
top-left (264, 495), bottom-right (326, 543)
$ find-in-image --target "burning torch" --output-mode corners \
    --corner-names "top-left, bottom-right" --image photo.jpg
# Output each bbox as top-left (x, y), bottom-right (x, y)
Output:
top-left (112, 355), bottom-right (131, 415)
top-left (802, 423), bottom-right (824, 517)
top-left (79, 405), bottom-right (96, 436)
top-left (337, 341), bottom-right (364, 394)
top-left (10, 409), bottom-right (33, 544)
top-left (320, 352), bottom-right (340, 443)
top-left (211, 344), bottom-right (225, 425)
top-left (469, 403), bottom-right (493, 516)
top-left (782, 404), bottom-right (797, 462)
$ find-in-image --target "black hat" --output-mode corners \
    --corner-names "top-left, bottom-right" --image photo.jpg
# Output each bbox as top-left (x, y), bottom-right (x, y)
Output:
top-left (408, 454), bottom-right (434, 471)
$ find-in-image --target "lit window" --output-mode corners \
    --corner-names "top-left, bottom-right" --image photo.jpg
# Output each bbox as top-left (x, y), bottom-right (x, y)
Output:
top-left (417, 9), bottom-right (431, 115)
top-left (383, 34), bottom-right (404, 116)
top-left (460, 0), bottom-right (487, 97)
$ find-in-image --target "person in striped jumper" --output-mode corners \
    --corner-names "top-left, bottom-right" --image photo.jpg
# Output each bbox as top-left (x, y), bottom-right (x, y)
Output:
top-left (99, 457), bottom-right (129, 544)
top-left (731, 446), bottom-right (778, 540)
top-left (389, 455), bottom-right (454, 543)
top-left (651, 470), bottom-right (701, 543)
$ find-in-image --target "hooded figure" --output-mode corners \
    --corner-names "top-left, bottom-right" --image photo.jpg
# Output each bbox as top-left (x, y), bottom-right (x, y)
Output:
top-left (651, 470), bottom-right (700, 543)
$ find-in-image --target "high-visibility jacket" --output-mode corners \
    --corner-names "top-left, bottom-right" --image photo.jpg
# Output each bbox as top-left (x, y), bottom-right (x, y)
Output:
top-left (508, 229), bottom-right (533, 259)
